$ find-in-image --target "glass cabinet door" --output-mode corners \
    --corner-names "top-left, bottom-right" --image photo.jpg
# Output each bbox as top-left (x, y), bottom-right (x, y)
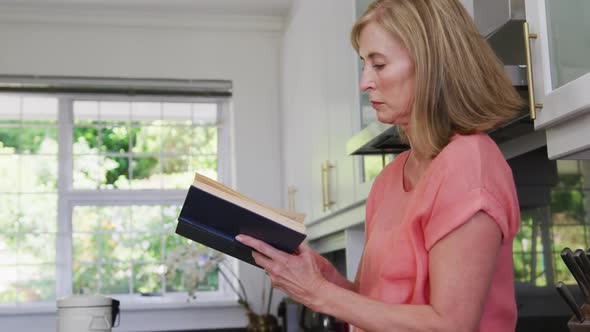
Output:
top-left (525, 0), bottom-right (590, 132)
top-left (545, 0), bottom-right (590, 90)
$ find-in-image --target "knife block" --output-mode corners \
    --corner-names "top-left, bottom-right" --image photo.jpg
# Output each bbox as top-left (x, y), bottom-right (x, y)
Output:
top-left (568, 305), bottom-right (590, 332)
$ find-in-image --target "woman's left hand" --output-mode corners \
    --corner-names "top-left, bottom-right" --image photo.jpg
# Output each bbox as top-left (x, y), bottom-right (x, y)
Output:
top-left (235, 234), bottom-right (326, 310)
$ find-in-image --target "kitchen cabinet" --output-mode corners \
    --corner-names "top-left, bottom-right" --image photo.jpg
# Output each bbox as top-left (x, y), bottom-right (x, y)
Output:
top-left (525, 0), bottom-right (590, 159)
top-left (281, 0), bottom-right (318, 221)
top-left (346, 0), bottom-right (590, 161)
top-left (281, 0), bottom-right (358, 223)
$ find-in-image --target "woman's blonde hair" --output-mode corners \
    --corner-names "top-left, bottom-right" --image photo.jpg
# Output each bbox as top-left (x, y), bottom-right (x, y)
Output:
top-left (351, 0), bottom-right (525, 158)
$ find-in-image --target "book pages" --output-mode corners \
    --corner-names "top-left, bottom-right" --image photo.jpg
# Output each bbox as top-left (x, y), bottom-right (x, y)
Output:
top-left (193, 173), bottom-right (306, 232)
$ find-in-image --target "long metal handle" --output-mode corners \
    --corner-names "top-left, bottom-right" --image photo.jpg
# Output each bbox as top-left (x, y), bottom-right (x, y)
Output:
top-left (325, 161), bottom-right (334, 210)
top-left (321, 161), bottom-right (335, 212)
top-left (523, 21), bottom-right (543, 120)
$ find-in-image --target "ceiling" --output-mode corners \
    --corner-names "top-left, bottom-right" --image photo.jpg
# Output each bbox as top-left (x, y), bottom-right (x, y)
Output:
top-left (0, 0), bottom-right (293, 16)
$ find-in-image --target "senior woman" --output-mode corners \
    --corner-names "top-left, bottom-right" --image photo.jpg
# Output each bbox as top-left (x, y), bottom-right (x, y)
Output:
top-left (237, 0), bottom-right (524, 331)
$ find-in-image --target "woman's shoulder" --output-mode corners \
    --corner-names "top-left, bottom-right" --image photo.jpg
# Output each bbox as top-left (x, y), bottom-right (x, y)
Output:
top-left (448, 131), bottom-right (499, 152)
top-left (438, 132), bottom-right (504, 165)
top-left (432, 132), bottom-right (511, 183)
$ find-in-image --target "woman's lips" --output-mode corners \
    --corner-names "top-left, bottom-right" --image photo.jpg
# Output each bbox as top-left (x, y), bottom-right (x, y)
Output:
top-left (371, 101), bottom-right (384, 109)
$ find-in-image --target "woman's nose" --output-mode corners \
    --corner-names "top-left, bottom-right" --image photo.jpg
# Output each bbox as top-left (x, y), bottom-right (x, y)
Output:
top-left (359, 68), bottom-right (375, 92)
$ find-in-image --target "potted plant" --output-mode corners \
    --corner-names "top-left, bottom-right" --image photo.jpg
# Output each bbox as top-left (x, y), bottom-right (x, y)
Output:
top-left (165, 244), bottom-right (225, 300)
top-left (165, 244), bottom-right (280, 332)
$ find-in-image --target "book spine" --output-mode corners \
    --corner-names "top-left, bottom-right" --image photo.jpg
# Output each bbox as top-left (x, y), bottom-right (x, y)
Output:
top-left (175, 217), bottom-right (259, 268)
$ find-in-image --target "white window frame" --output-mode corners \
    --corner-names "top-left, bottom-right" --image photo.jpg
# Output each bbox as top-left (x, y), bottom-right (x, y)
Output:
top-left (0, 91), bottom-right (238, 312)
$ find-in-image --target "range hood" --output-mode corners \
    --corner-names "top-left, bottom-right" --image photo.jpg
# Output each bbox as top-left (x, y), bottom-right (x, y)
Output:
top-left (347, 0), bottom-right (532, 156)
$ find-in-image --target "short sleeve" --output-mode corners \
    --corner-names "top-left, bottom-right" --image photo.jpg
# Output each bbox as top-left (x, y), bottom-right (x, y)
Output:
top-left (423, 187), bottom-right (510, 251)
top-left (421, 135), bottom-right (519, 251)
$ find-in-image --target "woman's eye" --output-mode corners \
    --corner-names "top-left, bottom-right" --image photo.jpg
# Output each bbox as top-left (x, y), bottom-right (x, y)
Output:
top-left (373, 64), bottom-right (385, 69)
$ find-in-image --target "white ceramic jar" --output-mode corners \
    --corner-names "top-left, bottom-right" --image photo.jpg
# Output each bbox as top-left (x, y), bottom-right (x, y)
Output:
top-left (57, 294), bottom-right (120, 332)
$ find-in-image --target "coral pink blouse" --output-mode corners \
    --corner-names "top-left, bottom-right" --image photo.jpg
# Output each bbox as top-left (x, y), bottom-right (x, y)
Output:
top-left (354, 133), bottom-right (520, 332)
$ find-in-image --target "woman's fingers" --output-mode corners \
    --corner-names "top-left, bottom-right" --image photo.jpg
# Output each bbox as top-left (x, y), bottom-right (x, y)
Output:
top-left (298, 241), bottom-right (312, 253)
top-left (252, 251), bottom-right (273, 270)
top-left (235, 234), bottom-right (289, 263)
top-left (237, 235), bottom-right (328, 307)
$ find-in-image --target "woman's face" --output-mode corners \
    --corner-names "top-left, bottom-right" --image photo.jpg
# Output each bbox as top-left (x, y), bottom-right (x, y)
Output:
top-left (358, 21), bottom-right (415, 126)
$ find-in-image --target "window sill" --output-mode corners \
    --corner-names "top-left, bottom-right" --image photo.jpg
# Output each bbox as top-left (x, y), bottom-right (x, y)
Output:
top-left (0, 294), bottom-right (240, 316)
top-left (0, 296), bottom-right (249, 332)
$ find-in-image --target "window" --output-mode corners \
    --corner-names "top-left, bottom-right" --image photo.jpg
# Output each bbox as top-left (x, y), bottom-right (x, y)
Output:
top-left (0, 96), bottom-right (58, 302)
top-left (513, 159), bottom-right (590, 287)
top-left (0, 92), bottom-right (232, 305)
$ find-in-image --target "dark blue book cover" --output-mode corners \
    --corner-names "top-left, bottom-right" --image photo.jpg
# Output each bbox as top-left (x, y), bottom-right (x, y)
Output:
top-left (176, 184), bottom-right (307, 268)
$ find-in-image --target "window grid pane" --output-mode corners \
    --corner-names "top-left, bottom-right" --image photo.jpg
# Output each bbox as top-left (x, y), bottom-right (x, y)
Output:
top-left (0, 95), bottom-right (58, 303)
top-left (1, 93), bottom-right (226, 304)
top-left (73, 101), bottom-right (218, 190)
top-left (514, 159), bottom-right (590, 287)
top-left (72, 205), bottom-right (215, 296)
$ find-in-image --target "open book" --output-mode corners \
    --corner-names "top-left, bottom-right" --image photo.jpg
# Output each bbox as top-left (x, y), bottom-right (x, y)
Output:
top-left (175, 173), bottom-right (307, 268)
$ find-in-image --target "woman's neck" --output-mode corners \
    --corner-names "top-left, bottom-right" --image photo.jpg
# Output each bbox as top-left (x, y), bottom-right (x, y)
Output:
top-left (403, 148), bottom-right (431, 192)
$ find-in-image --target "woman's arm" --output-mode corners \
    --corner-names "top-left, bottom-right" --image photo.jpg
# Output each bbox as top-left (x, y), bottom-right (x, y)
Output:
top-left (310, 211), bottom-right (502, 332)
top-left (237, 211), bottom-right (501, 332)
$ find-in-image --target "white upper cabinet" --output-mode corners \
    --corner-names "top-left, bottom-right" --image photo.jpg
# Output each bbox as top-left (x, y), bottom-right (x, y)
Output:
top-left (281, 0), bottom-right (357, 223)
top-left (311, 0), bottom-right (358, 221)
top-left (281, 1), bottom-right (321, 220)
top-left (525, 0), bottom-right (590, 159)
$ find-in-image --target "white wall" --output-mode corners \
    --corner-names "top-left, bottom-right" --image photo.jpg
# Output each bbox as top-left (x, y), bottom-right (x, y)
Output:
top-left (0, 7), bottom-right (283, 332)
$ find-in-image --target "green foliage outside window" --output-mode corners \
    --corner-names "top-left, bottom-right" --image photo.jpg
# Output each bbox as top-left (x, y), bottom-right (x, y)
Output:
top-left (0, 99), bottom-right (221, 302)
top-left (512, 162), bottom-right (589, 287)
top-left (0, 121), bottom-right (57, 154)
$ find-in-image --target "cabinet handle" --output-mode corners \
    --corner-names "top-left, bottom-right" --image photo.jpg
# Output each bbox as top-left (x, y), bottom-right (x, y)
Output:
top-left (321, 161), bottom-right (335, 212)
top-left (287, 185), bottom-right (297, 212)
top-left (523, 21), bottom-right (543, 120)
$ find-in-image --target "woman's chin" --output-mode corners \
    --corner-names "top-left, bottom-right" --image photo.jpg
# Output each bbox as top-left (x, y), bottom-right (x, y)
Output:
top-left (375, 114), bottom-right (397, 125)
top-left (375, 112), bottom-right (409, 126)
